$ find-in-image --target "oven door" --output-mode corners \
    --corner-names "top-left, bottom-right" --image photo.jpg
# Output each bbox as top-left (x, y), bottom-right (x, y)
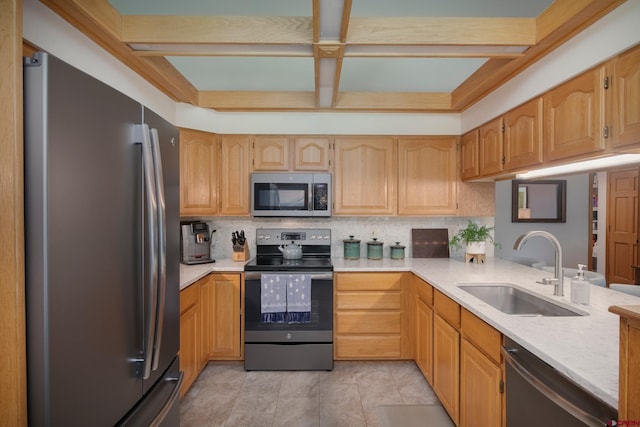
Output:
top-left (244, 271), bottom-right (333, 343)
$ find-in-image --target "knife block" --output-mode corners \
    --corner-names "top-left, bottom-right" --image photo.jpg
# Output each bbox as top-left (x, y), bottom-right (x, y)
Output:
top-left (233, 244), bottom-right (249, 262)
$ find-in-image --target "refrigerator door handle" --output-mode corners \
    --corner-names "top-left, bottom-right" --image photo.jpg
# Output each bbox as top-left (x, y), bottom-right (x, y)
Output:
top-left (150, 127), bottom-right (166, 372)
top-left (134, 124), bottom-right (159, 380)
top-left (149, 371), bottom-right (183, 427)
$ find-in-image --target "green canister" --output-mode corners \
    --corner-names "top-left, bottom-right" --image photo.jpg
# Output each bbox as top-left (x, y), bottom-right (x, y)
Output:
top-left (343, 235), bottom-right (361, 260)
top-left (367, 238), bottom-right (384, 260)
top-left (390, 242), bottom-right (406, 260)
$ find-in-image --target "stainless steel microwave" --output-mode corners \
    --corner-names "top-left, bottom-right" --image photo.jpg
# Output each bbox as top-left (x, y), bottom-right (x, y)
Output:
top-left (250, 172), bottom-right (331, 217)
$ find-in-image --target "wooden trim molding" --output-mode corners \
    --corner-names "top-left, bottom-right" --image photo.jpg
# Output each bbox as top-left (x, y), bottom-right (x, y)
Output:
top-left (0, 0), bottom-right (28, 425)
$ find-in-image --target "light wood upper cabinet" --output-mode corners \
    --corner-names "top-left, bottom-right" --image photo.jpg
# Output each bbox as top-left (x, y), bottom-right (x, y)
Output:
top-left (219, 135), bottom-right (251, 215)
top-left (544, 65), bottom-right (607, 162)
top-left (200, 273), bottom-right (242, 360)
top-left (333, 137), bottom-right (397, 215)
top-left (611, 44), bottom-right (640, 149)
top-left (293, 136), bottom-right (332, 171)
top-left (179, 129), bottom-right (219, 216)
top-left (252, 135), bottom-right (291, 171)
top-left (398, 137), bottom-right (458, 216)
top-left (460, 130), bottom-right (480, 180)
top-left (478, 117), bottom-right (504, 176)
top-left (503, 98), bottom-right (543, 172)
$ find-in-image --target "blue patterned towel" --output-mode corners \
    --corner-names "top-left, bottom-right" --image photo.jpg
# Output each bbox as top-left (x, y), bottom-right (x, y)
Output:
top-left (286, 274), bottom-right (311, 323)
top-left (260, 274), bottom-right (287, 323)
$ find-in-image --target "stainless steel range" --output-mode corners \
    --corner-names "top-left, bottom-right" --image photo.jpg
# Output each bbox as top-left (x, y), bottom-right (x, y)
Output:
top-left (244, 228), bottom-right (333, 371)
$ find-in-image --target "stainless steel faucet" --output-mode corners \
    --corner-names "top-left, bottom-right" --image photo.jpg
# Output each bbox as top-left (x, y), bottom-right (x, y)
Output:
top-left (513, 231), bottom-right (564, 297)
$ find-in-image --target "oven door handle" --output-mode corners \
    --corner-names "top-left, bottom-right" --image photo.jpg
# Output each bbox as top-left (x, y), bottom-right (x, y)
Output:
top-left (244, 272), bottom-right (333, 280)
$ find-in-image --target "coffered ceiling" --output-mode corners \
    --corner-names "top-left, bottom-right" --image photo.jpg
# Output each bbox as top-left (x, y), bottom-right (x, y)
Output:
top-left (41, 0), bottom-right (624, 112)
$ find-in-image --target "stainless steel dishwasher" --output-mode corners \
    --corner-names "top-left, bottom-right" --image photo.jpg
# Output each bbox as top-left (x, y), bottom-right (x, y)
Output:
top-left (502, 337), bottom-right (617, 427)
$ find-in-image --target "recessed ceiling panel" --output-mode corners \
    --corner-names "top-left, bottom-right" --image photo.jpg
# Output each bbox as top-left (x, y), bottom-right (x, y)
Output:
top-left (339, 58), bottom-right (488, 92)
top-left (167, 57), bottom-right (315, 91)
top-left (350, 0), bottom-right (555, 17)
top-left (108, 0), bottom-right (311, 16)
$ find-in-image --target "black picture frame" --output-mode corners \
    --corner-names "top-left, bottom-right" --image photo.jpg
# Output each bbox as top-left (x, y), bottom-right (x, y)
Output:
top-left (511, 180), bottom-right (567, 223)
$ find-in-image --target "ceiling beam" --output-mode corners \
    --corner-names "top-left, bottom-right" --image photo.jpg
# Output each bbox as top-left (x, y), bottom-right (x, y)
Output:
top-left (198, 91), bottom-right (316, 110)
top-left (346, 17), bottom-right (536, 45)
top-left (121, 16), bottom-right (313, 44)
top-left (334, 92), bottom-right (452, 112)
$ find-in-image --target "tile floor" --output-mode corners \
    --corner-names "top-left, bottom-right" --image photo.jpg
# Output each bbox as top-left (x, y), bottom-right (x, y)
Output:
top-left (180, 361), bottom-right (442, 427)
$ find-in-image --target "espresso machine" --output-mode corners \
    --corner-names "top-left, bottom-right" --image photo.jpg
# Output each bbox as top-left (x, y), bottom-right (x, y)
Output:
top-left (180, 221), bottom-right (215, 264)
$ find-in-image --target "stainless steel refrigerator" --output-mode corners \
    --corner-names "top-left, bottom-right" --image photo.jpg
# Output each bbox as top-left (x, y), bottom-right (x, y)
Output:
top-left (24, 52), bottom-right (182, 426)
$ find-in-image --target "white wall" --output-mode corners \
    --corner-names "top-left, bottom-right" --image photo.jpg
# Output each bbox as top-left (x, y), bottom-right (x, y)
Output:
top-left (494, 175), bottom-right (590, 269)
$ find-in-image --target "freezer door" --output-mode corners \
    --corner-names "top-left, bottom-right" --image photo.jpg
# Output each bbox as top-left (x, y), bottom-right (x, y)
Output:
top-left (142, 107), bottom-right (181, 393)
top-left (25, 52), bottom-right (145, 426)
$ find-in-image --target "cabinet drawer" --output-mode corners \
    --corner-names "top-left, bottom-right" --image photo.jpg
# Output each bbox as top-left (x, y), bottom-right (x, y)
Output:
top-left (336, 311), bottom-right (401, 334)
top-left (335, 335), bottom-right (401, 358)
top-left (180, 282), bottom-right (200, 314)
top-left (415, 277), bottom-right (433, 306)
top-left (434, 290), bottom-right (460, 329)
top-left (461, 308), bottom-right (502, 364)
top-left (336, 273), bottom-right (402, 291)
top-left (336, 291), bottom-right (401, 310)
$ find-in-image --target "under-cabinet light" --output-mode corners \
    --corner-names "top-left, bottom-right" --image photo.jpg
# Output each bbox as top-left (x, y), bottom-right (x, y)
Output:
top-left (516, 154), bottom-right (640, 179)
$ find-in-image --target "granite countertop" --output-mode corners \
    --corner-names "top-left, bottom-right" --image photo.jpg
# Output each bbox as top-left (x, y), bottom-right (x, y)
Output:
top-left (180, 255), bottom-right (640, 408)
top-left (179, 259), bottom-right (245, 290)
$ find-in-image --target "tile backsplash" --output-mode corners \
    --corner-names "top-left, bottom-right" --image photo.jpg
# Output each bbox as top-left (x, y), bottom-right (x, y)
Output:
top-left (191, 216), bottom-right (496, 260)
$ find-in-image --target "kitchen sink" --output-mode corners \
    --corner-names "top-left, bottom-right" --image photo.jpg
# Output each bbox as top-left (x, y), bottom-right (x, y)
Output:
top-left (457, 283), bottom-right (587, 317)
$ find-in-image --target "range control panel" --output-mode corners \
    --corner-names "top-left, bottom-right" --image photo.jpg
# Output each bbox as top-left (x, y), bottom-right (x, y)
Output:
top-left (256, 228), bottom-right (331, 246)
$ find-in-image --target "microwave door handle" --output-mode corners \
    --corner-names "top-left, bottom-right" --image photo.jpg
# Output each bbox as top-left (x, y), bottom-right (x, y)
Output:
top-left (308, 183), bottom-right (313, 211)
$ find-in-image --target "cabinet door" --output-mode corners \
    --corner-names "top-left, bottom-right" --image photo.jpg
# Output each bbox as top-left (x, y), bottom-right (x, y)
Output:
top-left (503, 98), bottom-right (543, 172)
top-left (179, 129), bottom-right (218, 216)
top-left (543, 66), bottom-right (607, 161)
top-left (461, 130), bottom-right (480, 180)
top-left (219, 135), bottom-right (251, 215)
top-left (333, 137), bottom-right (397, 215)
top-left (179, 283), bottom-right (201, 397)
top-left (478, 117), bottom-right (504, 176)
top-left (398, 137), bottom-right (458, 216)
top-left (293, 136), bottom-right (332, 171)
top-left (416, 296), bottom-right (434, 384)
top-left (460, 338), bottom-right (502, 427)
top-left (433, 314), bottom-right (460, 425)
top-left (253, 135), bottom-right (291, 171)
top-left (201, 274), bottom-right (241, 359)
top-left (611, 44), bottom-right (640, 148)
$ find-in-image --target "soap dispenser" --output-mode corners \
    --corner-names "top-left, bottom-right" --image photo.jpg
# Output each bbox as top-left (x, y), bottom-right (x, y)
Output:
top-left (570, 264), bottom-right (590, 306)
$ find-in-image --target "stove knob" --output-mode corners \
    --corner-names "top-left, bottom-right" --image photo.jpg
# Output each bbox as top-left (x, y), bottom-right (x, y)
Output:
top-left (286, 333), bottom-right (292, 340)
top-left (323, 235), bottom-right (329, 239)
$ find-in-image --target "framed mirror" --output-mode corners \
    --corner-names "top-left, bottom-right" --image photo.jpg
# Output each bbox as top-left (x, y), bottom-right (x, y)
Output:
top-left (512, 180), bottom-right (567, 223)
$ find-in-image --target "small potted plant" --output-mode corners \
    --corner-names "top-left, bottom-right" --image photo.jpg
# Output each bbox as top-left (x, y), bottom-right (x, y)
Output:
top-left (449, 220), bottom-right (499, 255)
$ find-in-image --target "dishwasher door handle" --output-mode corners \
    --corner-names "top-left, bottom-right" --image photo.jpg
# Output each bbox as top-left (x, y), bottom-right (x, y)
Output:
top-left (501, 346), bottom-right (605, 427)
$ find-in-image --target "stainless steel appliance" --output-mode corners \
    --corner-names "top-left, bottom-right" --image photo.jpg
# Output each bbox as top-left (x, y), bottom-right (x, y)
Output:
top-left (502, 337), bottom-right (617, 427)
top-left (244, 228), bottom-right (333, 370)
top-left (181, 221), bottom-right (214, 264)
top-left (24, 52), bottom-right (181, 426)
top-left (250, 172), bottom-right (331, 217)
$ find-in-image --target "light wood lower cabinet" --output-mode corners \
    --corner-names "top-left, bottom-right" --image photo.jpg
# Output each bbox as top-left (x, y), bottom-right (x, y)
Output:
top-left (179, 273), bottom-right (243, 397)
top-left (200, 273), bottom-right (242, 360)
top-left (433, 312), bottom-right (460, 425)
top-left (414, 276), bottom-right (434, 384)
top-left (460, 309), bottom-right (503, 427)
top-left (179, 279), bottom-right (203, 397)
top-left (334, 272), bottom-right (409, 359)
